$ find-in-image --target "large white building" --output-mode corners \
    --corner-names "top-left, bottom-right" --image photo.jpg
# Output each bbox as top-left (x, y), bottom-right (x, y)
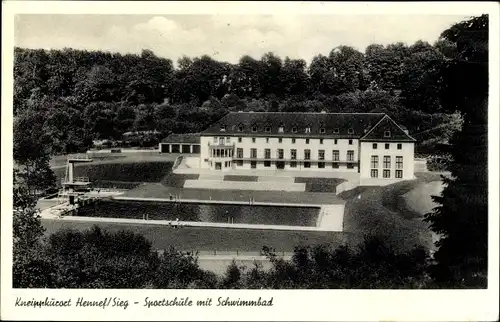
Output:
top-left (160, 111), bottom-right (416, 181)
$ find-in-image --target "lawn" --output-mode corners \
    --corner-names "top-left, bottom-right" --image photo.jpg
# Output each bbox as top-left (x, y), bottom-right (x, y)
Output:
top-left (294, 177), bottom-right (345, 193)
top-left (340, 175), bottom-right (446, 253)
top-left (53, 161), bottom-right (174, 187)
top-left (223, 175), bottom-right (259, 182)
top-left (41, 219), bottom-right (348, 252)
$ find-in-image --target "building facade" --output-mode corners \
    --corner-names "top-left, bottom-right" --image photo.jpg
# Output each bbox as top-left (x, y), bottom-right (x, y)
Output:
top-left (194, 111), bottom-right (415, 180)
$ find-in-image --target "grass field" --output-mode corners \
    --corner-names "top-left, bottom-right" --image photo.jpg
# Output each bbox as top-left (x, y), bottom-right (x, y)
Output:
top-left (295, 177), bottom-right (345, 193)
top-left (41, 219), bottom-right (348, 252)
top-left (340, 174), bottom-right (446, 253)
top-left (53, 161), bottom-right (174, 187)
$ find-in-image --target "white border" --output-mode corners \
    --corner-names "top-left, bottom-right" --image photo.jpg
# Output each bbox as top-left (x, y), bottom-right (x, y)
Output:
top-left (2, 2), bottom-right (499, 321)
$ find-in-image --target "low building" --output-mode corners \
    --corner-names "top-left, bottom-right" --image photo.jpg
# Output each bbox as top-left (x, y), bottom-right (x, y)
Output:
top-left (159, 133), bottom-right (201, 154)
top-left (194, 111), bottom-right (416, 181)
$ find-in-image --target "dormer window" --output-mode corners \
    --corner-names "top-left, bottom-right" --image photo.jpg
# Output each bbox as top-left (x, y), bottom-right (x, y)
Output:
top-left (237, 124), bottom-right (244, 132)
top-left (265, 126), bottom-right (271, 133)
top-left (320, 128), bottom-right (326, 134)
top-left (291, 127), bottom-right (297, 133)
top-left (278, 124), bottom-right (284, 133)
top-left (305, 127), bottom-right (311, 133)
top-left (348, 128), bottom-right (354, 134)
top-left (220, 124), bottom-right (226, 132)
top-left (333, 128), bottom-right (339, 134)
top-left (384, 131), bottom-right (391, 138)
top-left (252, 125), bottom-right (257, 132)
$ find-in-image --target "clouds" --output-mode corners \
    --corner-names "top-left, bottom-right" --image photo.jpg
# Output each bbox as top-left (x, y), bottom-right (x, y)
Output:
top-left (14, 14), bottom-right (468, 66)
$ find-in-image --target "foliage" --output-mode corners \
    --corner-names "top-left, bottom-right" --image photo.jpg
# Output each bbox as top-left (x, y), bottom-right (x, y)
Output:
top-left (13, 36), bottom-right (464, 153)
top-left (424, 14), bottom-right (488, 287)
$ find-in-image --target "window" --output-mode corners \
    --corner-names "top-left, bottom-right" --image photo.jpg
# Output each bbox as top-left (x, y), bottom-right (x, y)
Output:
top-left (278, 149), bottom-right (284, 159)
top-left (396, 156), bottom-right (403, 169)
top-left (332, 163), bottom-right (340, 169)
top-left (348, 139), bottom-right (353, 145)
top-left (383, 169), bottom-right (391, 178)
top-left (237, 148), bottom-right (243, 158)
top-left (252, 126), bottom-right (257, 132)
top-left (278, 125), bottom-right (284, 133)
top-left (304, 162), bottom-right (311, 168)
top-left (251, 148), bottom-right (257, 158)
top-left (238, 137), bottom-right (242, 143)
top-left (220, 124), bottom-right (226, 131)
top-left (318, 150), bottom-right (325, 160)
top-left (332, 150), bottom-right (339, 161)
top-left (384, 131), bottom-right (391, 138)
top-left (383, 156), bottom-right (391, 169)
top-left (385, 143), bottom-right (390, 149)
top-left (219, 137), bottom-right (225, 145)
top-left (278, 138), bottom-right (283, 143)
top-left (371, 155), bottom-right (379, 168)
top-left (291, 149), bottom-right (297, 160)
top-left (213, 137), bottom-right (218, 143)
top-left (251, 161), bottom-right (257, 169)
top-left (306, 139), bottom-right (310, 144)
top-left (265, 149), bottom-right (271, 159)
top-left (348, 128), bottom-right (354, 134)
top-left (320, 128), bottom-right (325, 134)
top-left (292, 138), bottom-right (296, 144)
top-left (237, 125), bottom-right (243, 132)
top-left (347, 150), bottom-right (355, 161)
top-left (395, 170), bottom-right (403, 178)
top-left (371, 169), bottom-right (379, 178)
top-left (334, 139), bottom-right (338, 145)
top-left (237, 160), bottom-right (243, 166)
top-left (333, 128), bottom-right (339, 134)
top-left (264, 161), bottom-right (271, 167)
top-left (290, 161), bottom-right (297, 168)
top-left (373, 143), bottom-right (378, 149)
top-left (320, 139), bottom-right (324, 144)
top-left (318, 162), bottom-right (325, 169)
top-left (292, 127), bottom-right (297, 133)
top-left (305, 127), bottom-right (311, 133)
top-left (397, 143), bottom-right (402, 150)
top-left (252, 138), bottom-right (256, 143)
top-left (265, 126), bottom-right (271, 133)
top-left (266, 138), bottom-right (269, 143)
top-left (226, 137), bottom-right (231, 142)
top-left (347, 164), bottom-right (355, 169)
top-left (304, 149), bottom-right (311, 160)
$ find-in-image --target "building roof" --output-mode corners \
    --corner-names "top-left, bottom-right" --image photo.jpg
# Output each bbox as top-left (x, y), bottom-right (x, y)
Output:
top-left (201, 112), bottom-right (416, 142)
top-left (161, 133), bottom-right (201, 144)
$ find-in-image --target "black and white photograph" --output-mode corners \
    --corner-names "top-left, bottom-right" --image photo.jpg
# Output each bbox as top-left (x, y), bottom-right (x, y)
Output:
top-left (1, 1), bottom-right (498, 321)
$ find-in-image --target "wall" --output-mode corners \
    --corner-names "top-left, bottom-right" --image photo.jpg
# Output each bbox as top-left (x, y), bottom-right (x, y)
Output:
top-left (201, 135), bottom-right (360, 172)
top-left (359, 142), bottom-right (415, 180)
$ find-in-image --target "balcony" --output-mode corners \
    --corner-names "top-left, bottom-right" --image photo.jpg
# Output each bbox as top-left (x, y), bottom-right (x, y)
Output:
top-left (209, 142), bottom-right (235, 149)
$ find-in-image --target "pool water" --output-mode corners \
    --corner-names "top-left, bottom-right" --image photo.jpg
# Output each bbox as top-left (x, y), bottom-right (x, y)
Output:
top-left (77, 200), bottom-right (319, 227)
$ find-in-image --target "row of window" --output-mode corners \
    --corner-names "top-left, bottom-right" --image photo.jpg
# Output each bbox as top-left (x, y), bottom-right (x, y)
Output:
top-left (370, 156), bottom-right (404, 169)
top-left (214, 136), bottom-right (356, 145)
top-left (371, 169), bottom-right (404, 178)
top-left (234, 148), bottom-right (356, 161)
top-left (373, 143), bottom-right (403, 150)
top-left (221, 124), bottom-right (394, 138)
top-left (234, 160), bottom-right (357, 169)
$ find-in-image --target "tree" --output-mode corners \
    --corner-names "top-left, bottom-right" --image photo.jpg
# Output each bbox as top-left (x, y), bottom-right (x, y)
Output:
top-left (220, 260), bottom-right (243, 289)
top-left (400, 41), bottom-right (446, 113)
top-left (259, 52), bottom-right (283, 97)
top-left (424, 15), bottom-right (488, 287)
top-left (326, 46), bottom-right (369, 94)
top-left (279, 57), bottom-right (309, 96)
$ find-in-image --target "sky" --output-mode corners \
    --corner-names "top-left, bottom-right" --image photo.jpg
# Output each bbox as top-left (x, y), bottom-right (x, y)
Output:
top-left (14, 14), bottom-right (469, 66)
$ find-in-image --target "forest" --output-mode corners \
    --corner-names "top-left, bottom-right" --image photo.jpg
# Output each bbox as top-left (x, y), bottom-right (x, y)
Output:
top-left (14, 38), bottom-right (462, 154)
top-left (13, 15), bottom-right (488, 289)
